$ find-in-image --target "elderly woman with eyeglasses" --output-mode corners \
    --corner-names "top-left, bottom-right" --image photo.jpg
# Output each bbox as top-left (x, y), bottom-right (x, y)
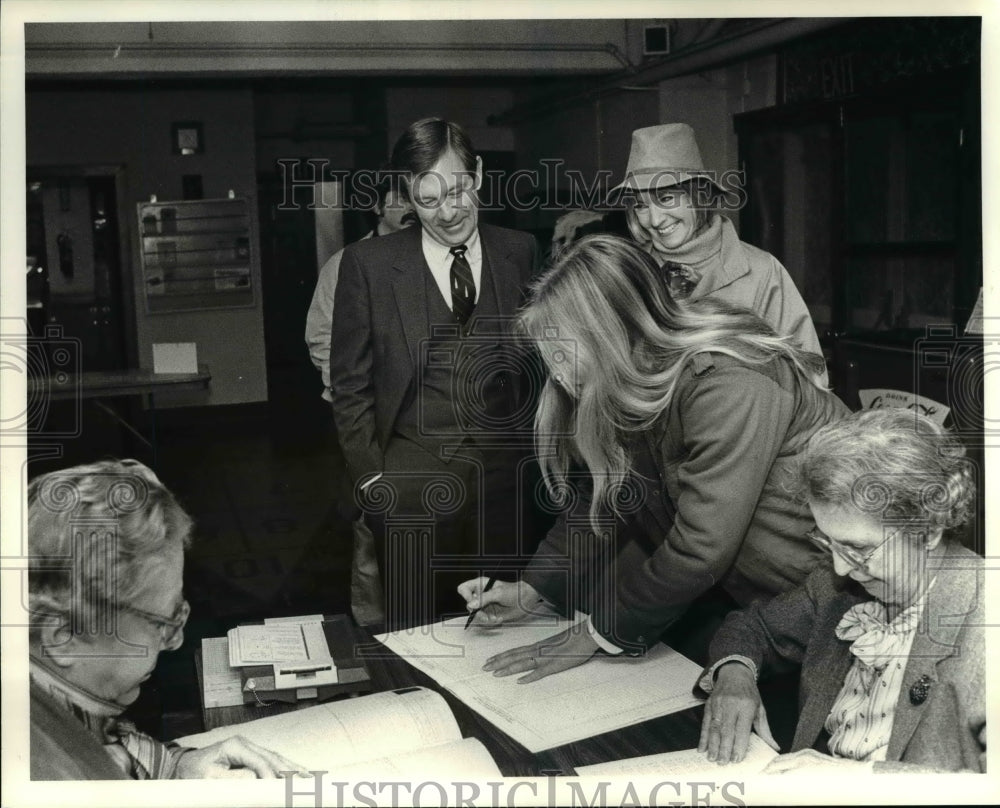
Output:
top-left (698, 409), bottom-right (984, 773)
top-left (28, 459), bottom-right (303, 780)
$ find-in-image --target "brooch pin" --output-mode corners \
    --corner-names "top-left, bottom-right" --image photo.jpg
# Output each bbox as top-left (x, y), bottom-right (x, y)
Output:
top-left (909, 674), bottom-right (933, 705)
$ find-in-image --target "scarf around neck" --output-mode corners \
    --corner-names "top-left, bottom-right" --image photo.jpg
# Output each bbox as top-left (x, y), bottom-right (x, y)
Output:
top-left (30, 656), bottom-right (126, 728)
top-left (834, 590), bottom-right (929, 672)
top-left (30, 657), bottom-right (178, 779)
top-left (649, 212), bottom-right (727, 297)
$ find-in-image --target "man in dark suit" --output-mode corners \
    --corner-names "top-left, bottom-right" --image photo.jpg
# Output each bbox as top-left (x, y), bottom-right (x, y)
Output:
top-left (330, 118), bottom-right (539, 629)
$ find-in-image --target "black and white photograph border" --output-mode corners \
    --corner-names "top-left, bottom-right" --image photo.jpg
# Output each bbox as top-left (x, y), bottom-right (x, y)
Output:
top-left (2, 1), bottom-right (997, 806)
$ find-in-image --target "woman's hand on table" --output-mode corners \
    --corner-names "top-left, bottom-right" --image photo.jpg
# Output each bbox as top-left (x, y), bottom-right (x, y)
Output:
top-left (457, 578), bottom-right (543, 626)
top-left (698, 661), bottom-right (778, 764)
top-left (176, 736), bottom-right (307, 779)
top-left (481, 622), bottom-right (600, 683)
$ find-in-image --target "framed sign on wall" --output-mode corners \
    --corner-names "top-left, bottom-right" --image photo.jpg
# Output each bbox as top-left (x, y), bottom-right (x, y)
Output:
top-left (137, 197), bottom-right (255, 313)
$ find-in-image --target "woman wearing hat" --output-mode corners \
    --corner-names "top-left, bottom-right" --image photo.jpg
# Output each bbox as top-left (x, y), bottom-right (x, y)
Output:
top-left (616, 123), bottom-right (824, 371)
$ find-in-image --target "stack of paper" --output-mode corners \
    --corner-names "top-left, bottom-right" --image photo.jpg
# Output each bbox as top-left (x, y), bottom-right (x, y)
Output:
top-left (200, 637), bottom-right (244, 708)
top-left (227, 618), bottom-right (330, 667)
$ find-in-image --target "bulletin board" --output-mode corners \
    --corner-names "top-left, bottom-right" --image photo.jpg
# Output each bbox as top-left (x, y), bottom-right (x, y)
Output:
top-left (137, 197), bottom-right (255, 313)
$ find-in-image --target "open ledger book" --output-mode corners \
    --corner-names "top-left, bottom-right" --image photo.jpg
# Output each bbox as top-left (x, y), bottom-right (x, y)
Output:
top-left (575, 733), bottom-right (778, 777)
top-left (176, 687), bottom-right (501, 779)
top-left (376, 607), bottom-right (704, 753)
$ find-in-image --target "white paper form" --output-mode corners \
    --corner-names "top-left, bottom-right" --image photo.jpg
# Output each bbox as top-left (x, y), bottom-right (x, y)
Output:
top-left (200, 637), bottom-right (244, 708)
top-left (227, 623), bottom-right (313, 666)
top-left (376, 612), bottom-right (705, 753)
top-left (575, 732), bottom-right (778, 778)
top-left (235, 615), bottom-right (333, 671)
top-left (177, 687), bottom-right (501, 777)
top-left (264, 613), bottom-right (324, 625)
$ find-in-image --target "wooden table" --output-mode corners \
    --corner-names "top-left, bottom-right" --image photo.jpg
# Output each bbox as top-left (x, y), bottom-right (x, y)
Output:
top-left (30, 365), bottom-right (212, 402)
top-left (195, 623), bottom-right (705, 777)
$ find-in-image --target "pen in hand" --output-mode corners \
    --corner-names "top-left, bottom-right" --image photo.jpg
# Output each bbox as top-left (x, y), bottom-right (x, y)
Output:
top-left (464, 575), bottom-right (497, 630)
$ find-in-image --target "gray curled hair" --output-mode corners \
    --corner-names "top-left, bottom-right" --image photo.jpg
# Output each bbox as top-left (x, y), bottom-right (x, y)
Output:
top-left (27, 459), bottom-right (193, 634)
top-left (800, 409), bottom-right (975, 530)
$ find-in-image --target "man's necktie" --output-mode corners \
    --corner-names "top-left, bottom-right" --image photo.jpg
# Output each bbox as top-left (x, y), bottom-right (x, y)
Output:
top-left (449, 244), bottom-right (476, 325)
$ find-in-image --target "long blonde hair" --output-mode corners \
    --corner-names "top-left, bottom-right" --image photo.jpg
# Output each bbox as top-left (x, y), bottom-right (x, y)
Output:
top-left (518, 234), bottom-right (826, 531)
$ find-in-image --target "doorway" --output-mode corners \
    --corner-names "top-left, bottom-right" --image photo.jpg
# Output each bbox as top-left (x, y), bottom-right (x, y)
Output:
top-left (26, 168), bottom-right (132, 372)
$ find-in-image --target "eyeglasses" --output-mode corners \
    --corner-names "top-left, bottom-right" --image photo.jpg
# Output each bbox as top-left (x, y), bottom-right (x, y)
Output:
top-left (119, 598), bottom-right (190, 649)
top-left (805, 527), bottom-right (895, 570)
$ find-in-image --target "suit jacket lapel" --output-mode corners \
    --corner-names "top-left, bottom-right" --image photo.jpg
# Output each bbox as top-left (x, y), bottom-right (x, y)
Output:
top-left (478, 226), bottom-right (529, 410)
top-left (479, 226), bottom-right (520, 316)
top-left (886, 556), bottom-right (974, 760)
top-left (389, 227), bottom-right (431, 370)
top-left (792, 597), bottom-right (857, 750)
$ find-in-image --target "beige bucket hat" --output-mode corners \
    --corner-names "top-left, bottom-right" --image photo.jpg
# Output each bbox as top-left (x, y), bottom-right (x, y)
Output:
top-left (610, 123), bottom-right (724, 195)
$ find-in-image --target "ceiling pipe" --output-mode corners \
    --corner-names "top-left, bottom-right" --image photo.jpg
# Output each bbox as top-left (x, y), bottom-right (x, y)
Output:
top-left (488, 17), bottom-right (853, 126)
top-left (28, 40), bottom-right (634, 70)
